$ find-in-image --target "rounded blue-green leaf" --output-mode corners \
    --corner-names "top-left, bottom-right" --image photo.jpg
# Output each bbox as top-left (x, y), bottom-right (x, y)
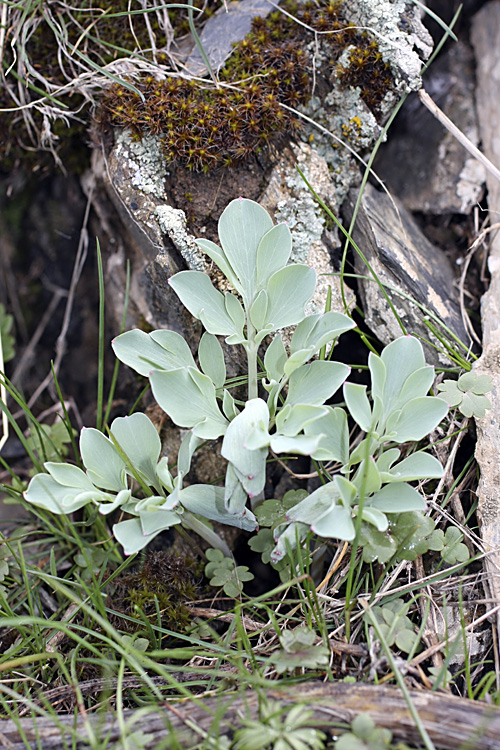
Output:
top-left (24, 473), bottom-right (95, 514)
top-left (218, 198), bottom-right (274, 299)
top-left (169, 271), bottom-right (240, 337)
top-left (112, 328), bottom-right (195, 376)
top-left (255, 222), bottom-right (292, 289)
top-left (265, 265), bottom-right (316, 331)
top-left (382, 451), bottom-right (443, 482)
top-left (344, 382), bottom-right (372, 432)
top-left (150, 366), bottom-right (227, 439)
top-left (110, 413), bottom-right (161, 488)
top-left (113, 518), bottom-right (160, 555)
top-left (80, 428), bottom-right (127, 491)
top-left (286, 360), bottom-right (350, 407)
top-left (198, 332), bottom-right (226, 389)
top-left (369, 483), bottom-right (426, 513)
top-left (180, 484), bottom-right (258, 531)
top-left (388, 397), bottom-right (448, 443)
top-left (312, 504), bottom-right (355, 541)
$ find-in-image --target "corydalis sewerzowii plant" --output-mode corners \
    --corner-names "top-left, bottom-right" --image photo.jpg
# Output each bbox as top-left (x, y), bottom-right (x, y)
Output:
top-left (109, 196), bottom-right (358, 553)
top-left (24, 198), bottom-right (449, 563)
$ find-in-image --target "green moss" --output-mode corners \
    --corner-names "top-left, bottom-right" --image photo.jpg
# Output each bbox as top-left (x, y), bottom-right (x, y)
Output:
top-left (1, 0), bottom-right (396, 172)
top-left (337, 37), bottom-right (393, 111)
top-left (112, 550), bottom-right (204, 631)
top-left (98, 0), bottom-right (395, 172)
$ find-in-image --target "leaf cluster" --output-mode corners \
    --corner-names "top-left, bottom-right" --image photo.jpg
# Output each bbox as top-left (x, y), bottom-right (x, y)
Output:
top-left (204, 548), bottom-right (253, 598)
top-left (23, 197), bottom-right (469, 581)
top-left (334, 714), bottom-right (400, 750)
top-left (269, 626), bottom-right (330, 674)
top-left (368, 599), bottom-right (418, 654)
top-left (437, 372), bottom-right (492, 418)
top-left (233, 700), bottom-right (327, 750)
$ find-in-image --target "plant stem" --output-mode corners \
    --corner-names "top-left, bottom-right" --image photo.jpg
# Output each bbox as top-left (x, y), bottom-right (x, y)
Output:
top-left (246, 316), bottom-right (258, 402)
top-left (182, 512), bottom-right (232, 558)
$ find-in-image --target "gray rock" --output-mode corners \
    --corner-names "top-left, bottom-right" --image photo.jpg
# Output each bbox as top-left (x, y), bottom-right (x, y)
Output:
top-left (374, 41), bottom-right (486, 214)
top-left (343, 182), bottom-right (469, 363)
top-left (260, 141), bottom-right (355, 317)
top-left (184, 0), bottom-right (273, 76)
top-left (471, 1), bottom-right (500, 645)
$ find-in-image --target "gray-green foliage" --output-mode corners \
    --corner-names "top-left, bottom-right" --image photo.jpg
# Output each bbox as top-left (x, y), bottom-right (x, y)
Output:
top-left (233, 701), bottom-right (327, 750)
top-left (270, 626), bottom-right (330, 674)
top-left (358, 511), bottom-right (469, 566)
top-left (204, 548), bottom-right (253, 598)
top-left (368, 599), bottom-right (418, 654)
top-left (334, 714), bottom-right (395, 750)
top-left (437, 371), bottom-right (492, 418)
top-left (27, 420), bottom-right (76, 468)
top-left (23, 197), bottom-right (457, 567)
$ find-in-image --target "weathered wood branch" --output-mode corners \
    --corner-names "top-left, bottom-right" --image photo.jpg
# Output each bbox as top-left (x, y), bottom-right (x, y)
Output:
top-left (1, 682), bottom-right (500, 749)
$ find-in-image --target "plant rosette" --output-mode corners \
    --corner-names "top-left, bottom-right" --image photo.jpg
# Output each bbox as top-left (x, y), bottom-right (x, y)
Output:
top-left (24, 198), bottom-right (452, 567)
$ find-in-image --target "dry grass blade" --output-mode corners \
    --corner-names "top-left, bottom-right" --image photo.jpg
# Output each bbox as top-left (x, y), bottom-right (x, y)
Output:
top-left (418, 88), bottom-right (500, 184)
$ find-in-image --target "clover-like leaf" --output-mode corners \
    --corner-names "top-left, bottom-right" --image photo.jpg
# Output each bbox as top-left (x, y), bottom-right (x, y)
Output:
top-left (438, 372), bottom-right (492, 418)
top-left (255, 490), bottom-right (308, 529)
top-left (233, 701), bottom-right (327, 750)
top-left (370, 599), bottom-right (418, 654)
top-left (334, 714), bottom-right (392, 750)
top-left (389, 511), bottom-right (436, 561)
top-left (439, 526), bottom-right (470, 565)
top-left (270, 626), bottom-right (330, 674)
top-left (27, 421), bottom-right (75, 465)
top-left (204, 548), bottom-right (253, 597)
top-left (120, 634), bottom-right (150, 652)
top-left (359, 523), bottom-right (397, 564)
top-left (74, 547), bottom-right (107, 580)
top-left (248, 528), bottom-right (275, 564)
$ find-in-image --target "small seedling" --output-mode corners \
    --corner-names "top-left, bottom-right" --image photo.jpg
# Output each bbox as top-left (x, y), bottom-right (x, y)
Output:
top-left (437, 371), bottom-right (492, 418)
top-left (369, 599), bottom-right (418, 654)
top-left (270, 626), bottom-right (330, 674)
top-left (233, 700), bottom-right (327, 750)
top-left (334, 714), bottom-right (394, 750)
top-left (204, 548), bottom-right (253, 598)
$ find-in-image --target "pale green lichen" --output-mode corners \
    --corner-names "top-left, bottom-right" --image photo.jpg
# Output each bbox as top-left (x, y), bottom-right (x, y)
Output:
top-left (115, 129), bottom-right (167, 198)
top-left (155, 205), bottom-right (207, 272)
top-left (342, 0), bottom-right (432, 94)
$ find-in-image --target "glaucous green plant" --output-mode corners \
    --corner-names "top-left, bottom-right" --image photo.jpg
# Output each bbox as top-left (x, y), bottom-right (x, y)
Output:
top-left (24, 197), bottom-right (453, 565)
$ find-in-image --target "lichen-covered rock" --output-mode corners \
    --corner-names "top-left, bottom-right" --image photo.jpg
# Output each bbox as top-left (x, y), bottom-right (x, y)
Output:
top-left (260, 141), bottom-right (355, 316)
top-left (89, 0), bottom-right (433, 358)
